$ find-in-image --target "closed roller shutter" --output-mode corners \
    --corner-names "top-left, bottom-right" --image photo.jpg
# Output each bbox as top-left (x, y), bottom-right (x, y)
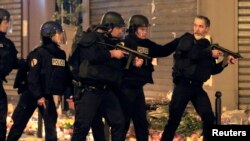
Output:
top-left (238, 0), bottom-right (250, 109)
top-left (89, 0), bottom-right (197, 99)
top-left (0, 0), bottom-right (22, 96)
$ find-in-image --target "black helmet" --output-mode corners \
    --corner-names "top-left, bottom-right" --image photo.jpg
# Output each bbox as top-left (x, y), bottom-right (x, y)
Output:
top-left (128, 15), bottom-right (150, 33)
top-left (100, 11), bottom-right (125, 28)
top-left (0, 8), bottom-right (10, 22)
top-left (40, 21), bottom-right (63, 38)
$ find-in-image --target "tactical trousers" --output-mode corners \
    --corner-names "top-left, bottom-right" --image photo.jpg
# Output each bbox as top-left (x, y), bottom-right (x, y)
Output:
top-left (6, 91), bottom-right (58, 141)
top-left (161, 84), bottom-right (215, 141)
top-left (91, 111), bottom-right (107, 141)
top-left (118, 84), bottom-right (149, 141)
top-left (0, 83), bottom-right (7, 141)
top-left (71, 88), bottom-right (125, 141)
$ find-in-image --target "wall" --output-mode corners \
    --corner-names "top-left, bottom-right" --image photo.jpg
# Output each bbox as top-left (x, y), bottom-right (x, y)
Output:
top-left (198, 0), bottom-right (238, 110)
top-left (27, 0), bottom-right (55, 52)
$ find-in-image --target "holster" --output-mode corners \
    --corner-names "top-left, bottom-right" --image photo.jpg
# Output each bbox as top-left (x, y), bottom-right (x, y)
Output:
top-left (73, 85), bottom-right (84, 101)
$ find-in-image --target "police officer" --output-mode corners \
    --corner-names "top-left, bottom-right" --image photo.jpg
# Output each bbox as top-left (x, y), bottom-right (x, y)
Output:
top-left (117, 14), bottom-right (180, 141)
top-left (6, 21), bottom-right (71, 141)
top-left (0, 8), bottom-right (18, 141)
top-left (68, 11), bottom-right (126, 141)
top-left (160, 15), bottom-right (236, 141)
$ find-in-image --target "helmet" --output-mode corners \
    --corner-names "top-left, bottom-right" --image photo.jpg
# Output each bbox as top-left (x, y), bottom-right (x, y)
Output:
top-left (128, 15), bottom-right (150, 33)
top-left (0, 8), bottom-right (10, 21)
top-left (40, 21), bottom-right (67, 44)
top-left (40, 21), bottom-right (63, 38)
top-left (100, 11), bottom-right (125, 28)
top-left (129, 15), bottom-right (150, 27)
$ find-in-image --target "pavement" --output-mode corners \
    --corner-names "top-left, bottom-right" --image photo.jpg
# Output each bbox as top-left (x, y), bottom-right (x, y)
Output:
top-left (19, 136), bottom-right (43, 141)
top-left (19, 136), bottom-right (70, 141)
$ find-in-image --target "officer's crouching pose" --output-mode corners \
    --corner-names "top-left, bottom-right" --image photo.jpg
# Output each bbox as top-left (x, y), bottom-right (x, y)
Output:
top-left (0, 8), bottom-right (18, 141)
top-left (6, 21), bottom-right (72, 141)
top-left (68, 11), bottom-right (127, 141)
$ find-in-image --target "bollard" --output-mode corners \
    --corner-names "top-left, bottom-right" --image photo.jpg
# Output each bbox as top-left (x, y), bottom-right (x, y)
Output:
top-left (215, 91), bottom-right (222, 125)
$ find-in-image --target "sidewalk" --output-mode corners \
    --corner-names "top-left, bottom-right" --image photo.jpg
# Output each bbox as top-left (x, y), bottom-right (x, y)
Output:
top-left (19, 135), bottom-right (70, 141)
top-left (19, 136), bottom-right (43, 141)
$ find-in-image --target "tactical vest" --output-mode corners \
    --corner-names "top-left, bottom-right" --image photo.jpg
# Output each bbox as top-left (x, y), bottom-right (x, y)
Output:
top-left (172, 33), bottom-right (213, 82)
top-left (34, 47), bottom-right (68, 95)
top-left (77, 31), bottom-right (123, 86)
top-left (172, 33), bottom-right (196, 80)
top-left (14, 46), bottom-right (69, 95)
top-left (123, 34), bottom-right (154, 86)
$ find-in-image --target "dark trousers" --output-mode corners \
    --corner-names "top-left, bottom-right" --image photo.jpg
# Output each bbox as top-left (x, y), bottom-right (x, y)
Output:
top-left (0, 83), bottom-right (7, 141)
top-left (71, 88), bottom-right (125, 141)
top-left (6, 91), bottom-right (58, 141)
top-left (161, 84), bottom-right (215, 141)
top-left (91, 110), bottom-right (106, 141)
top-left (118, 84), bottom-right (149, 141)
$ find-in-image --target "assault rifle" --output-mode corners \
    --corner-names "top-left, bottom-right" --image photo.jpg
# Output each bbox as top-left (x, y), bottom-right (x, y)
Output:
top-left (97, 42), bottom-right (151, 69)
top-left (210, 43), bottom-right (243, 58)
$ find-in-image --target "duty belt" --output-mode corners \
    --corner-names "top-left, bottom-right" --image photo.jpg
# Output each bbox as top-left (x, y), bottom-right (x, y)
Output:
top-left (72, 80), bottom-right (111, 90)
top-left (175, 78), bottom-right (203, 87)
top-left (83, 84), bottom-right (109, 90)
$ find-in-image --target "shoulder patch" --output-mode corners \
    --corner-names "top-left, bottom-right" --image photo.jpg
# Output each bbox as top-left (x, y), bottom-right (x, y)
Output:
top-left (31, 58), bottom-right (38, 67)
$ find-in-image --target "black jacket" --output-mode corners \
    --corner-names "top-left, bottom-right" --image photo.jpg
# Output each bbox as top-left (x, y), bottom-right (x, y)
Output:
top-left (27, 42), bottom-right (72, 99)
top-left (172, 32), bottom-right (225, 83)
top-left (122, 34), bottom-right (179, 86)
top-left (68, 31), bottom-right (123, 86)
top-left (0, 31), bottom-right (18, 81)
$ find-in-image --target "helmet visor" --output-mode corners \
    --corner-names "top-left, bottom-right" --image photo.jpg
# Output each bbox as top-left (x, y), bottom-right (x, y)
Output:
top-left (7, 19), bottom-right (13, 33)
top-left (59, 29), bottom-right (67, 45)
top-left (53, 30), bottom-right (67, 45)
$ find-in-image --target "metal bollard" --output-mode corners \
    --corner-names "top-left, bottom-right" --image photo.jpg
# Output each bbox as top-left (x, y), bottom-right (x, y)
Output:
top-left (215, 91), bottom-right (222, 125)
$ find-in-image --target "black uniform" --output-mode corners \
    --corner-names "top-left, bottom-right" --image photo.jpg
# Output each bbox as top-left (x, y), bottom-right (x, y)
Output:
top-left (69, 31), bottom-right (125, 141)
top-left (161, 33), bottom-right (225, 141)
top-left (0, 31), bottom-right (18, 141)
top-left (118, 33), bottom-right (179, 141)
top-left (6, 42), bottom-right (72, 141)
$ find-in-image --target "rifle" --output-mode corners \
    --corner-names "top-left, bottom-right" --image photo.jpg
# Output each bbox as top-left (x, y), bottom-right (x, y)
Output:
top-left (210, 43), bottom-right (243, 58)
top-left (97, 42), bottom-right (151, 69)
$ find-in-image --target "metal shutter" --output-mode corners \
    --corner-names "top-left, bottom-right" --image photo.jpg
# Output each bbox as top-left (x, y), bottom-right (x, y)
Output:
top-left (89, 0), bottom-right (197, 99)
top-left (238, 0), bottom-right (250, 109)
top-left (0, 0), bottom-right (22, 96)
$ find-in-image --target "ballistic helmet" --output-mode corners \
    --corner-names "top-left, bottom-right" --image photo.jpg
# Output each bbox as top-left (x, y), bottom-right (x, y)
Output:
top-left (0, 8), bottom-right (10, 22)
top-left (128, 15), bottom-right (150, 33)
top-left (100, 11), bottom-right (125, 29)
top-left (40, 21), bottom-right (63, 38)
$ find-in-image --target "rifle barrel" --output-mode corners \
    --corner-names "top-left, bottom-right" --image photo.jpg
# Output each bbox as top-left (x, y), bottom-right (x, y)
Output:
top-left (211, 44), bottom-right (243, 58)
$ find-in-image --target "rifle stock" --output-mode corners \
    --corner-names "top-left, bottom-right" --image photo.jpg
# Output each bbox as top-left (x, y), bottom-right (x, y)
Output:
top-left (210, 43), bottom-right (243, 58)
